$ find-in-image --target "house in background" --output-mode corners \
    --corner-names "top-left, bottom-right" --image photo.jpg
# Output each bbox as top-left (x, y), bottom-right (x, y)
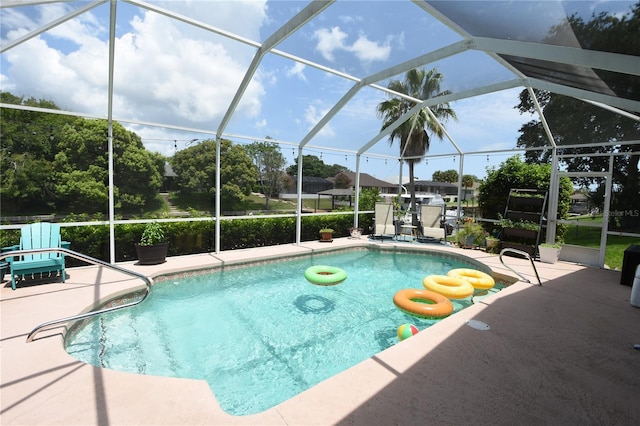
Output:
top-left (413, 180), bottom-right (458, 197)
top-left (315, 171), bottom-right (399, 210)
top-left (162, 162), bottom-right (178, 192)
top-left (286, 176), bottom-right (333, 194)
top-left (329, 171), bottom-right (398, 195)
top-left (570, 192), bottom-right (590, 214)
top-left (282, 171), bottom-right (481, 209)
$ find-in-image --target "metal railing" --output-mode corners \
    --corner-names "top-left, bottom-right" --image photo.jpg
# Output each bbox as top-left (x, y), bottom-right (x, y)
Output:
top-left (498, 248), bottom-right (542, 286)
top-left (1, 247), bottom-right (152, 342)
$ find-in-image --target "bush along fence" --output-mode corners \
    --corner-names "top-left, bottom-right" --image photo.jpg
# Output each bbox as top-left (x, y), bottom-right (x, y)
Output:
top-left (0, 213), bottom-right (373, 266)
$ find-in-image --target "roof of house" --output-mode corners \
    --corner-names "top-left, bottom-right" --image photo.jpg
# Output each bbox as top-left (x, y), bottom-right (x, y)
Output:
top-left (318, 188), bottom-right (354, 196)
top-left (334, 171), bottom-right (396, 189)
top-left (164, 162), bottom-right (178, 178)
top-left (414, 180), bottom-right (458, 189)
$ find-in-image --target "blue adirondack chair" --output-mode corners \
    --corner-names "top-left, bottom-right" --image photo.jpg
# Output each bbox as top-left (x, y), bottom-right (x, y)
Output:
top-left (5, 223), bottom-right (67, 290)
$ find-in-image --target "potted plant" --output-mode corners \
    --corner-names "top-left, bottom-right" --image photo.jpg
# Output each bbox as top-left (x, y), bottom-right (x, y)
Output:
top-left (319, 228), bottom-right (334, 242)
top-left (456, 218), bottom-right (486, 249)
top-left (538, 242), bottom-right (562, 264)
top-left (485, 235), bottom-right (500, 253)
top-left (348, 227), bottom-right (363, 239)
top-left (135, 221), bottom-right (169, 265)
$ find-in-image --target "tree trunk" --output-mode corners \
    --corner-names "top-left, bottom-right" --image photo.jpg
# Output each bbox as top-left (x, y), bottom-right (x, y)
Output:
top-left (409, 160), bottom-right (418, 227)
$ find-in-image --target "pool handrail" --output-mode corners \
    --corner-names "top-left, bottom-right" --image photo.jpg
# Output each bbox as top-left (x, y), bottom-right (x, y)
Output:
top-left (498, 247), bottom-right (542, 286)
top-left (0, 247), bottom-right (152, 343)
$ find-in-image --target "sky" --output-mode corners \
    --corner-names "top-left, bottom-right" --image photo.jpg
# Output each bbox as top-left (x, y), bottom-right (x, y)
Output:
top-left (1, 0), bottom-right (635, 183)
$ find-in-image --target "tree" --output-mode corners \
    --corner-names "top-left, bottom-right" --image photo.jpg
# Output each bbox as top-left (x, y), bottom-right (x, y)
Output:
top-left (515, 3), bottom-right (640, 230)
top-left (334, 173), bottom-right (352, 189)
top-left (376, 67), bottom-right (456, 225)
top-left (0, 93), bottom-right (74, 212)
top-left (53, 119), bottom-right (163, 212)
top-left (478, 156), bottom-right (572, 240)
top-left (432, 169), bottom-right (458, 183)
top-left (359, 187), bottom-right (379, 211)
top-left (461, 174), bottom-right (476, 203)
top-left (245, 139), bottom-right (286, 209)
top-left (171, 139), bottom-right (257, 209)
top-left (0, 93), bottom-right (164, 214)
top-left (286, 155), bottom-right (348, 178)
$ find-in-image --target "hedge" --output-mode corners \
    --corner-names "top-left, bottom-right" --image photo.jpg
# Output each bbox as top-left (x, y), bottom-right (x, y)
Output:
top-left (0, 213), bottom-right (373, 266)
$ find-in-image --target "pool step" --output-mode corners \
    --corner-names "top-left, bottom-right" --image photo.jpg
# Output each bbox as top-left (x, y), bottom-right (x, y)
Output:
top-left (97, 312), bottom-right (177, 377)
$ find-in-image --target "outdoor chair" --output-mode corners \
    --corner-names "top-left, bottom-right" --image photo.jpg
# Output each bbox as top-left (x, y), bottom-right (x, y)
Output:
top-left (419, 204), bottom-right (446, 242)
top-left (4, 222), bottom-right (68, 290)
top-left (372, 202), bottom-right (396, 240)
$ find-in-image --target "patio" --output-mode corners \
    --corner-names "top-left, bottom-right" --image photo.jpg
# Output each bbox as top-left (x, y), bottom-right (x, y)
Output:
top-left (1, 238), bottom-right (639, 425)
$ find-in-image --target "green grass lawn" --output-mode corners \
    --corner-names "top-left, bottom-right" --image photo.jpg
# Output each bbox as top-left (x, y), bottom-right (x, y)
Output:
top-left (563, 216), bottom-right (640, 269)
top-left (170, 192), bottom-right (298, 213)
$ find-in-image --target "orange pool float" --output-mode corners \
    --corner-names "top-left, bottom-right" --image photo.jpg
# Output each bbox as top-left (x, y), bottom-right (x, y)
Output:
top-left (393, 288), bottom-right (453, 319)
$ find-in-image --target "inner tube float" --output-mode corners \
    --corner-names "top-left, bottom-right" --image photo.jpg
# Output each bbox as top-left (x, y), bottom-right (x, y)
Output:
top-left (304, 265), bottom-right (347, 286)
top-left (393, 289), bottom-right (453, 319)
top-left (422, 274), bottom-right (474, 299)
top-left (447, 268), bottom-right (495, 290)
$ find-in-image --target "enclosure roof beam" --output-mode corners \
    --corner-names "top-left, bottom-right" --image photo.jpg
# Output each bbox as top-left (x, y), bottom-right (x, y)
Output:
top-left (360, 79), bottom-right (525, 157)
top-left (526, 78), bottom-right (640, 113)
top-left (217, 1), bottom-right (334, 139)
top-left (420, 79), bottom-right (523, 106)
top-left (0, 0), bottom-right (107, 53)
top-left (581, 100), bottom-right (640, 122)
top-left (471, 37), bottom-right (640, 76)
top-left (528, 87), bottom-right (556, 148)
top-left (0, 0), bottom-right (62, 7)
top-left (362, 40), bottom-right (472, 90)
top-left (125, 0), bottom-right (260, 47)
top-left (357, 101), bottom-right (427, 155)
top-left (299, 40), bottom-right (472, 149)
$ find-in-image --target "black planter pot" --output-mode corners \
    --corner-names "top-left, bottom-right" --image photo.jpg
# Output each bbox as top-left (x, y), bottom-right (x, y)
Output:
top-left (510, 196), bottom-right (544, 210)
top-left (502, 227), bottom-right (538, 240)
top-left (135, 242), bottom-right (169, 265)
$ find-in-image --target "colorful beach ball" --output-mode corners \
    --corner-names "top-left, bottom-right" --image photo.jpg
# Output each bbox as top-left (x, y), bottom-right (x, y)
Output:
top-left (397, 324), bottom-right (419, 341)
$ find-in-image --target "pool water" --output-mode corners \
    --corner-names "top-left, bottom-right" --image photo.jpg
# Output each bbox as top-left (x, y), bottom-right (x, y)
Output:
top-left (65, 248), bottom-right (502, 415)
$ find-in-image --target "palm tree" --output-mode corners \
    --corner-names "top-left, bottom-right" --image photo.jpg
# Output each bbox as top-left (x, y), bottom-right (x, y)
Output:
top-left (376, 67), bottom-right (456, 226)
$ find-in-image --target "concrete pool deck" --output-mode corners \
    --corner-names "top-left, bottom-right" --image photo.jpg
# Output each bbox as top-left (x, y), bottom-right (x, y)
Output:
top-left (1, 238), bottom-right (639, 425)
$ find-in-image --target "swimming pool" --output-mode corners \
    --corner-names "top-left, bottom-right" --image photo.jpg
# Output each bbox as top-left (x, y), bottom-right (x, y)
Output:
top-left (65, 247), bottom-right (503, 415)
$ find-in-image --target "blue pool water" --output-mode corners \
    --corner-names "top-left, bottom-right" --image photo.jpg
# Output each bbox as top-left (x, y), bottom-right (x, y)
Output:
top-left (65, 248), bottom-right (502, 415)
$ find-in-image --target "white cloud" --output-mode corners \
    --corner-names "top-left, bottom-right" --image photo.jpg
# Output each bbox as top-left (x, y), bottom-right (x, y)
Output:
top-left (350, 34), bottom-right (391, 62)
top-left (1, 1), bottom-right (268, 129)
top-left (313, 26), bottom-right (390, 64)
top-left (285, 62), bottom-right (307, 81)
top-left (313, 26), bottom-right (348, 62)
top-left (255, 118), bottom-right (267, 128)
top-left (304, 104), bottom-right (334, 137)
